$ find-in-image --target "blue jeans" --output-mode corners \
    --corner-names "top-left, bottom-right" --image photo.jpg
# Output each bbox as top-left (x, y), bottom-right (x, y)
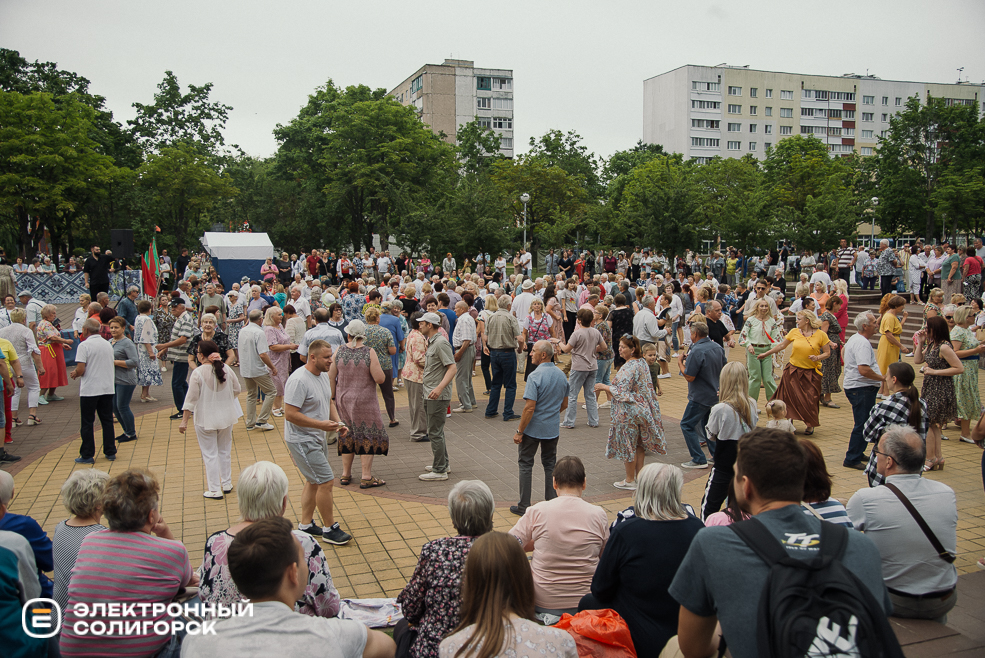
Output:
top-left (563, 369), bottom-right (599, 427)
top-left (671, 320), bottom-right (680, 351)
top-left (595, 359), bottom-right (612, 386)
top-left (170, 361), bottom-right (189, 412)
top-left (844, 386), bottom-right (878, 465)
top-left (114, 383), bottom-right (137, 438)
top-left (485, 349), bottom-right (517, 418)
top-left (680, 400), bottom-right (713, 464)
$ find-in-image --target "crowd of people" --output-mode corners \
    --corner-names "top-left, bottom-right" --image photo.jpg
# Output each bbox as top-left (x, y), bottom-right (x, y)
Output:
top-left (2, 236), bottom-right (985, 657)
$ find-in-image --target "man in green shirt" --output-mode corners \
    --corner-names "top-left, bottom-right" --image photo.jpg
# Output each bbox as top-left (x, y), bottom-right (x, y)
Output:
top-left (418, 312), bottom-right (457, 481)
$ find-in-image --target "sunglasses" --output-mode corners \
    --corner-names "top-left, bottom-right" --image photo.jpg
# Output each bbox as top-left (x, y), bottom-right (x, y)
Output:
top-left (945, 316), bottom-right (954, 320)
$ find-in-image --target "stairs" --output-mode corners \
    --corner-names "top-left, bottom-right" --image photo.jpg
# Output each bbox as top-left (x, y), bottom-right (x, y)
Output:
top-left (840, 288), bottom-right (924, 350)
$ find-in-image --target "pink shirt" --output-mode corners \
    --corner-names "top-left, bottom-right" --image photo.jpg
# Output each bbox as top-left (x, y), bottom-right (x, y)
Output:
top-left (509, 495), bottom-right (609, 610)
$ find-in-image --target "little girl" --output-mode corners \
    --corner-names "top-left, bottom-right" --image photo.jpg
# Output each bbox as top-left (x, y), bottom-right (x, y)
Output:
top-left (765, 400), bottom-right (796, 433)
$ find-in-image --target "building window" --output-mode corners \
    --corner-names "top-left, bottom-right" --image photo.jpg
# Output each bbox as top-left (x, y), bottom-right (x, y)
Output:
top-left (691, 100), bottom-right (721, 110)
top-left (727, 141), bottom-right (741, 150)
top-left (692, 156), bottom-right (714, 164)
top-left (728, 122), bottom-right (741, 132)
top-left (765, 106), bottom-right (772, 116)
top-left (411, 75), bottom-right (424, 94)
top-left (692, 119), bottom-right (721, 129)
top-left (727, 104), bottom-right (742, 114)
top-left (691, 137), bottom-right (720, 147)
top-left (728, 86), bottom-right (742, 96)
top-left (749, 106), bottom-right (757, 115)
top-left (749, 124), bottom-right (757, 133)
top-left (765, 89), bottom-right (773, 98)
top-left (750, 88), bottom-right (758, 98)
top-left (491, 98), bottom-right (512, 110)
top-left (803, 89), bottom-right (813, 99)
top-left (844, 128), bottom-right (855, 137)
top-left (779, 125), bottom-right (792, 135)
top-left (475, 76), bottom-right (491, 91)
top-left (861, 147), bottom-right (873, 156)
top-left (828, 144), bottom-right (854, 153)
top-left (477, 117), bottom-right (491, 129)
top-left (862, 112), bottom-right (874, 121)
top-left (843, 110), bottom-right (855, 119)
top-left (881, 130), bottom-right (888, 138)
top-left (491, 78), bottom-right (512, 91)
top-left (862, 95), bottom-right (874, 104)
top-left (692, 81), bottom-right (721, 92)
top-left (765, 142), bottom-right (772, 150)
top-left (881, 113), bottom-right (888, 122)
top-left (861, 129), bottom-right (873, 139)
top-left (492, 117), bottom-right (512, 129)
top-left (500, 137), bottom-right (514, 149)
top-left (895, 97), bottom-right (902, 106)
top-left (764, 125), bottom-right (773, 134)
top-left (881, 96), bottom-right (888, 105)
top-left (477, 97), bottom-right (491, 110)
top-left (832, 92), bottom-right (855, 101)
top-left (780, 90), bottom-right (793, 100)
top-left (749, 142), bottom-right (757, 150)
top-left (779, 108), bottom-right (793, 118)
top-left (801, 107), bottom-right (815, 117)
top-left (827, 127), bottom-right (841, 136)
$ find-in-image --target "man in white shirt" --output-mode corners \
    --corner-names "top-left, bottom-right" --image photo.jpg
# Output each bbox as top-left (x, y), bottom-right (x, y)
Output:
top-left (413, 272), bottom-right (425, 297)
top-left (451, 302), bottom-right (477, 413)
top-left (847, 425), bottom-right (958, 622)
top-left (842, 310), bottom-right (883, 469)
top-left (239, 309), bottom-right (278, 431)
top-left (70, 319), bottom-right (117, 463)
top-left (519, 248), bottom-right (532, 277)
top-left (290, 286), bottom-right (312, 327)
top-left (809, 263), bottom-right (833, 293)
top-left (632, 296), bottom-right (666, 346)
top-left (512, 280), bottom-right (536, 321)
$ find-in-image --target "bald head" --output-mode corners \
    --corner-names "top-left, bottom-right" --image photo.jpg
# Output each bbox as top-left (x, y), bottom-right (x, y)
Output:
top-left (533, 340), bottom-right (554, 362)
top-left (878, 424), bottom-right (926, 475)
top-left (455, 301), bottom-right (468, 316)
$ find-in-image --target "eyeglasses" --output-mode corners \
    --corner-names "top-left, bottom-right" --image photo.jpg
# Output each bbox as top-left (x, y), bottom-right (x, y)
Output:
top-left (944, 316), bottom-right (954, 320)
top-left (872, 448), bottom-right (892, 460)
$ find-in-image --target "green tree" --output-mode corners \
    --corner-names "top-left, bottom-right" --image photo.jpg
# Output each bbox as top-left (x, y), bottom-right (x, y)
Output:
top-left (620, 155), bottom-right (700, 256)
top-left (456, 120), bottom-right (504, 176)
top-left (692, 155), bottom-right (772, 255)
top-left (527, 129), bottom-right (604, 200)
top-left (129, 71), bottom-right (234, 156)
top-left (602, 140), bottom-right (666, 211)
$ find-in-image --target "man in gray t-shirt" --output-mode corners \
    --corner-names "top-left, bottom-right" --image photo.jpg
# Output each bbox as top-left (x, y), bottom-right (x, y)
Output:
top-left (418, 312), bottom-right (457, 481)
top-left (283, 339), bottom-right (351, 546)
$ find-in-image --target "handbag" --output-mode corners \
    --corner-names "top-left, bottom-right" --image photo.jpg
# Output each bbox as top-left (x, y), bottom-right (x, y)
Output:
top-left (882, 482), bottom-right (956, 563)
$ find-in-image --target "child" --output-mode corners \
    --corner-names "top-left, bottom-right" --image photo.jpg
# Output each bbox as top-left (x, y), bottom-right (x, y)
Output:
top-left (642, 343), bottom-right (663, 397)
top-left (765, 400), bottom-right (796, 433)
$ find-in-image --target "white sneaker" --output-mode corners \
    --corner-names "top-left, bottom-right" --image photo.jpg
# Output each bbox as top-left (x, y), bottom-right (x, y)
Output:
top-left (203, 491), bottom-right (224, 499)
top-left (255, 423), bottom-right (276, 431)
top-left (425, 465), bottom-right (452, 474)
top-left (271, 408), bottom-right (284, 417)
top-left (671, 353), bottom-right (680, 358)
top-left (657, 373), bottom-right (671, 379)
top-left (613, 480), bottom-right (637, 490)
top-left (902, 352), bottom-right (914, 358)
top-left (598, 401), bottom-right (611, 409)
top-left (452, 406), bottom-right (473, 413)
top-left (681, 460), bottom-right (709, 469)
top-left (419, 471), bottom-right (449, 481)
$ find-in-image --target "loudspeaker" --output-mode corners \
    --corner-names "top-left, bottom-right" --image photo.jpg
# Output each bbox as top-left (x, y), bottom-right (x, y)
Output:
top-left (110, 229), bottom-right (134, 258)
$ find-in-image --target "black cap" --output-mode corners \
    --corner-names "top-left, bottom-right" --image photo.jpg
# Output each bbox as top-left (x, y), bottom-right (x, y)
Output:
top-left (169, 298), bottom-right (185, 308)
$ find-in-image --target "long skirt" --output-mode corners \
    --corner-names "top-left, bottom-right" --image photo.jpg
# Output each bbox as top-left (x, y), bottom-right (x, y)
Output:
top-left (772, 363), bottom-right (821, 428)
top-left (38, 344), bottom-right (68, 388)
top-left (821, 345), bottom-right (842, 395)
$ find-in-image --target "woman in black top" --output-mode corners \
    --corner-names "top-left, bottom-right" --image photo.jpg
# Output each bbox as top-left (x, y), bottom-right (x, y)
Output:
top-left (608, 294), bottom-right (634, 368)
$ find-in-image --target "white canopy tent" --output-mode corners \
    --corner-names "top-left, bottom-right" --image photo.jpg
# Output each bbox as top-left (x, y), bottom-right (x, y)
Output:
top-left (201, 232), bottom-right (274, 286)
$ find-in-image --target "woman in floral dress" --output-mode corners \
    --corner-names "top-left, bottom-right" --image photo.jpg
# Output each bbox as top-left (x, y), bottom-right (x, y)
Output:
top-left (593, 305), bottom-right (615, 408)
top-left (949, 306), bottom-right (985, 442)
top-left (329, 320), bottom-right (389, 489)
top-left (914, 316), bottom-right (963, 471)
top-left (342, 281), bottom-right (365, 322)
top-left (818, 297), bottom-right (843, 408)
top-left (595, 335), bottom-right (665, 491)
top-left (153, 294), bottom-right (176, 373)
top-left (134, 300), bottom-right (163, 401)
top-left (262, 306), bottom-right (296, 417)
top-left (225, 290), bottom-right (245, 366)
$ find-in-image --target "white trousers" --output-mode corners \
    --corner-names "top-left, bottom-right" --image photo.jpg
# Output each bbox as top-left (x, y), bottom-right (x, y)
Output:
top-left (12, 364), bottom-right (40, 412)
top-left (195, 425), bottom-right (233, 493)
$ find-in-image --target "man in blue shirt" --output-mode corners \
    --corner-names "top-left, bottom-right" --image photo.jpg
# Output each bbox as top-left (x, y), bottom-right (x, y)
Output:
top-left (511, 341), bottom-right (568, 516)
top-left (678, 323), bottom-right (727, 468)
top-left (379, 300), bottom-right (405, 380)
top-left (0, 471), bottom-right (52, 598)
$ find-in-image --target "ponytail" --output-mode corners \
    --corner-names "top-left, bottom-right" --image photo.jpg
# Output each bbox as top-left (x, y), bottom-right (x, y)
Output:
top-left (887, 362), bottom-right (922, 429)
top-left (198, 339), bottom-right (227, 384)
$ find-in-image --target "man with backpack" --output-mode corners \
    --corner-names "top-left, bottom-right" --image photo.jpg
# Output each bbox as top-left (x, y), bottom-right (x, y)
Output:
top-left (670, 427), bottom-right (898, 658)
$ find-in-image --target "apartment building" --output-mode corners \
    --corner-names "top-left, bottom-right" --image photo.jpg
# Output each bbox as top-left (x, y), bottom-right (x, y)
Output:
top-left (643, 65), bottom-right (983, 163)
top-left (389, 59), bottom-right (514, 157)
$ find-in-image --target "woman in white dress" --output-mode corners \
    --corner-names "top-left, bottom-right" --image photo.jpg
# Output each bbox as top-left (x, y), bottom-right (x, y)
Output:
top-left (0, 309), bottom-right (43, 425)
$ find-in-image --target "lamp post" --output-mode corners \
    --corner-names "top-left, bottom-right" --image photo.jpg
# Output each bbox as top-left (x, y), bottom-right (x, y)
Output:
top-left (520, 193), bottom-right (530, 249)
top-left (867, 196), bottom-right (880, 248)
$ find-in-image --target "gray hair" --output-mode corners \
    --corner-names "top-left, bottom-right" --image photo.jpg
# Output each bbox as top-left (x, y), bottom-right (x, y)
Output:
top-left (534, 339), bottom-right (554, 359)
top-left (447, 480), bottom-right (494, 536)
top-left (200, 312), bottom-right (217, 325)
top-left (690, 321), bottom-right (709, 338)
top-left (237, 461), bottom-right (289, 521)
top-left (83, 318), bottom-right (100, 335)
top-left (60, 469), bottom-right (110, 517)
top-left (941, 304), bottom-right (958, 317)
top-left (0, 471), bottom-right (12, 507)
top-left (642, 295), bottom-right (655, 309)
top-left (853, 311), bottom-right (876, 332)
top-left (880, 239), bottom-right (890, 247)
top-left (248, 309), bottom-right (264, 323)
top-left (498, 296), bottom-right (512, 311)
top-left (389, 299), bottom-right (403, 312)
top-left (634, 463), bottom-right (686, 521)
top-left (881, 424), bottom-right (926, 473)
top-left (127, 285), bottom-right (140, 294)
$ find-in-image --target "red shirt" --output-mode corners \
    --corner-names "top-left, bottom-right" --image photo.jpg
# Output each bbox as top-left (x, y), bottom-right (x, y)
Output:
top-left (306, 255), bottom-right (320, 276)
top-left (964, 256), bottom-right (983, 276)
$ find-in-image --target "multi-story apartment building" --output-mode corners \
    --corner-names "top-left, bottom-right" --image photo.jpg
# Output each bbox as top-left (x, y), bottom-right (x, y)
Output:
top-left (389, 59), bottom-right (514, 157)
top-left (644, 65), bottom-right (983, 163)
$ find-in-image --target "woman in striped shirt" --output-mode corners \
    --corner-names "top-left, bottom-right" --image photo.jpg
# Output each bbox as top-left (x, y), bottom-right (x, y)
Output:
top-left (800, 439), bottom-right (853, 527)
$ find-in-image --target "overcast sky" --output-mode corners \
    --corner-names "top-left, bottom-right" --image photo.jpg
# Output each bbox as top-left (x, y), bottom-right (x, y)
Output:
top-left (3, 0), bottom-right (983, 162)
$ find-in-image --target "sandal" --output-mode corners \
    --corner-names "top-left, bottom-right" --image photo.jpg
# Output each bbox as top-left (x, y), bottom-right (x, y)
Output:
top-left (388, 420), bottom-right (400, 428)
top-left (27, 415), bottom-right (42, 426)
top-left (803, 427), bottom-right (814, 436)
top-left (821, 401), bottom-right (840, 409)
top-left (360, 477), bottom-right (386, 489)
top-left (339, 475), bottom-right (352, 486)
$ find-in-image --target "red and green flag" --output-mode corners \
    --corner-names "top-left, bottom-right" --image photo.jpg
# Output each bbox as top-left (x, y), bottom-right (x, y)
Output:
top-left (141, 237), bottom-right (160, 297)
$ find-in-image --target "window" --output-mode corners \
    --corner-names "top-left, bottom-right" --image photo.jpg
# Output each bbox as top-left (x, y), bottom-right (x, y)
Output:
top-left (476, 117), bottom-right (491, 129)
top-left (844, 128), bottom-right (854, 137)
top-left (728, 86), bottom-right (742, 95)
top-left (881, 113), bottom-right (888, 122)
top-left (882, 96), bottom-right (889, 105)
top-left (765, 106), bottom-right (772, 116)
top-left (691, 137), bottom-right (720, 147)
top-left (692, 81), bottom-right (721, 92)
top-left (862, 112), bottom-right (874, 121)
top-left (692, 157), bottom-right (714, 164)
top-left (727, 141), bottom-right (741, 150)
top-left (831, 92), bottom-right (855, 101)
top-left (411, 75), bottom-right (424, 94)
top-left (749, 105), bottom-right (757, 115)
top-left (801, 107), bottom-right (816, 117)
top-left (861, 147), bottom-right (873, 156)
top-left (764, 125), bottom-right (773, 134)
top-left (765, 89), bottom-right (773, 98)
top-left (803, 89), bottom-right (814, 99)
top-left (500, 138), bottom-right (514, 149)
top-left (828, 110), bottom-right (842, 119)
top-left (728, 122), bottom-right (741, 132)
top-left (749, 142), bottom-right (757, 150)
top-left (779, 108), bottom-right (793, 118)
top-left (475, 76), bottom-right (491, 91)
top-left (727, 104), bottom-right (742, 114)
top-left (895, 97), bottom-right (902, 106)
top-left (491, 98), bottom-right (512, 110)
top-left (827, 127), bottom-right (841, 136)
top-left (492, 117), bottom-right (512, 129)
top-left (780, 125), bottom-right (792, 135)
top-left (691, 100), bottom-right (721, 110)
top-left (477, 97), bottom-right (491, 110)
top-left (843, 110), bottom-right (855, 119)
top-left (691, 119), bottom-right (720, 129)
top-left (861, 129), bottom-right (873, 138)
top-left (491, 78), bottom-right (512, 91)
top-left (765, 142), bottom-right (772, 150)
top-left (750, 88), bottom-right (758, 98)
top-left (780, 90), bottom-right (793, 100)
top-left (828, 144), bottom-right (854, 153)
top-left (881, 130), bottom-right (888, 138)
top-left (749, 124), bottom-right (757, 133)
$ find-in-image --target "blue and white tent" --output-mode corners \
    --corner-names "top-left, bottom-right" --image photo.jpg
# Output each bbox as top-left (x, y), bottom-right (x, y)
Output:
top-left (201, 232), bottom-right (273, 287)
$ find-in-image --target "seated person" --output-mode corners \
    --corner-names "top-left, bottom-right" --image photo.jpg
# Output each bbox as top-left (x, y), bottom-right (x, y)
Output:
top-left (0, 470), bottom-right (52, 598)
top-left (0, 545), bottom-right (46, 658)
top-left (60, 469), bottom-right (195, 658)
top-left (438, 532), bottom-right (576, 658)
top-left (53, 469), bottom-right (110, 611)
top-left (199, 461), bottom-right (340, 617)
top-left (800, 440), bottom-right (853, 527)
top-left (509, 456), bottom-right (608, 616)
top-left (579, 464), bottom-right (704, 656)
top-left (396, 480), bottom-right (495, 658)
top-left (183, 517), bottom-right (395, 658)
top-left (848, 425), bottom-right (958, 622)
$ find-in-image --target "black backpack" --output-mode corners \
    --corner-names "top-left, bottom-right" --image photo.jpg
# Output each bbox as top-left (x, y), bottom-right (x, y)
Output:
top-left (729, 518), bottom-right (905, 658)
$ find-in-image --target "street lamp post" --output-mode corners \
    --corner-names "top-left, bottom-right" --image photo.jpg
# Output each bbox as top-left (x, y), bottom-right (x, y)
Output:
top-left (867, 196), bottom-right (880, 248)
top-left (520, 193), bottom-right (530, 250)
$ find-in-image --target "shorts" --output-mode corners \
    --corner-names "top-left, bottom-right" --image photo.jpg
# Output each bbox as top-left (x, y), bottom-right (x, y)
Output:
top-left (287, 436), bottom-right (335, 485)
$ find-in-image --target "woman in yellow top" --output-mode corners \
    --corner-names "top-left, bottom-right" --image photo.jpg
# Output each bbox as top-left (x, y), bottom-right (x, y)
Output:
top-left (756, 310), bottom-right (831, 435)
top-left (738, 298), bottom-right (783, 404)
top-left (876, 294), bottom-right (908, 399)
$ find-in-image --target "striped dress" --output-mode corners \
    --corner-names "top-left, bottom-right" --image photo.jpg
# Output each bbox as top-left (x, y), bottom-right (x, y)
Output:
top-left (52, 521), bottom-right (106, 612)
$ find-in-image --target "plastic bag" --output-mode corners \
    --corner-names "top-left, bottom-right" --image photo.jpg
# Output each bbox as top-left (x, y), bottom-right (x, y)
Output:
top-left (338, 598), bottom-right (403, 627)
top-left (555, 608), bottom-right (637, 658)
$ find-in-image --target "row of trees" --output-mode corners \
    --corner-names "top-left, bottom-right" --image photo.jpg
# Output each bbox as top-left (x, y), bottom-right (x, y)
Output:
top-left (1, 48), bottom-right (983, 263)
